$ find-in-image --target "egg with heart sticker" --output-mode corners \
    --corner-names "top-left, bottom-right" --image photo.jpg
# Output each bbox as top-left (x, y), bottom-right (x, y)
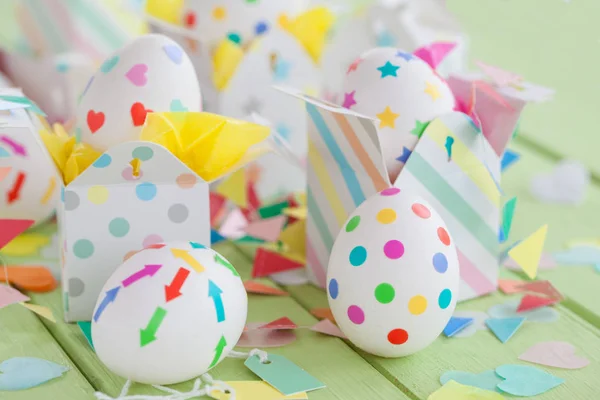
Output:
top-left (77, 34), bottom-right (201, 152)
top-left (327, 187), bottom-right (459, 357)
top-left (341, 47), bottom-right (455, 181)
top-left (180, 0), bottom-right (305, 45)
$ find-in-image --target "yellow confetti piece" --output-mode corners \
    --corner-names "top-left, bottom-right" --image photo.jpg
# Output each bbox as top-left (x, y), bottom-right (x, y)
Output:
top-left (280, 7), bottom-right (335, 64)
top-left (283, 207), bottom-right (307, 220)
top-left (145, 0), bottom-right (184, 25)
top-left (508, 225), bottom-right (548, 280)
top-left (0, 233), bottom-right (50, 257)
top-left (211, 381), bottom-right (307, 400)
top-left (428, 381), bottom-right (504, 399)
top-left (20, 302), bottom-right (56, 323)
top-left (41, 177), bottom-right (57, 205)
top-left (278, 220), bottom-right (306, 259)
top-left (215, 169), bottom-right (247, 209)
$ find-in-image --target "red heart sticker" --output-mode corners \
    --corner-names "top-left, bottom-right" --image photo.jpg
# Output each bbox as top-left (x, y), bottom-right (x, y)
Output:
top-left (130, 102), bottom-right (153, 127)
top-left (87, 110), bottom-right (105, 133)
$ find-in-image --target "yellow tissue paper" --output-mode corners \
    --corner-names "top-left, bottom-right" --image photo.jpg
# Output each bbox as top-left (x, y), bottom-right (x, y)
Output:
top-left (428, 381), bottom-right (504, 400)
top-left (212, 39), bottom-right (245, 90)
top-left (279, 7), bottom-right (335, 64)
top-left (145, 0), bottom-right (184, 25)
top-left (0, 233), bottom-right (50, 257)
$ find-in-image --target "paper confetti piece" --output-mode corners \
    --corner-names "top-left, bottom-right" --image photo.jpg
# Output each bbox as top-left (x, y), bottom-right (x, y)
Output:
top-left (501, 197), bottom-right (517, 243)
top-left (237, 322), bottom-right (297, 348)
top-left (508, 225), bottom-right (548, 279)
top-left (488, 299), bottom-right (558, 323)
top-left (310, 319), bottom-right (346, 339)
top-left (244, 281), bottom-right (288, 296)
top-left (485, 317), bottom-right (525, 343)
top-left (1, 233), bottom-right (51, 257)
top-left (0, 285), bottom-right (30, 309)
top-left (261, 317), bottom-right (297, 330)
top-left (20, 303), bottom-right (55, 322)
top-left (519, 341), bottom-right (590, 370)
top-left (209, 192), bottom-right (227, 226)
top-left (496, 365), bottom-right (564, 396)
top-left (283, 207), bottom-right (307, 220)
top-left (476, 61), bottom-right (523, 87)
top-left (0, 266), bottom-right (57, 292)
top-left (501, 149), bottom-right (520, 172)
top-left (245, 354), bottom-right (325, 396)
top-left (519, 280), bottom-right (563, 301)
top-left (0, 219), bottom-right (35, 250)
top-left (244, 215), bottom-right (287, 242)
top-left (252, 248), bottom-right (304, 278)
top-left (215, 169), bottom-right (247, 208)
top-left (503, 252), bottom-right (556, 271)
top-left (211, 381), bottom-right (308, 400)
top-left (258, 201), bottom-right (289, 219)
top-left (553, 245), bottom-right (600, 265)
top-left (77, 321), bottom-right (95, 350)
top-left (277, 220), bottom-right (306, 259)
top-left (443, 317), bottom-right (474, 337)
top-left (517, 295), bottom-right (558, 313)
top-left (429, 380), bottom-right (504, 400)
top-left (0, 357), bottom-right (68, 391)
top-left (414, 42), bottom-right (457, 70)
top-left (450, 311), bottom-right (489, 338)
top-left (218, 208), bottom-right (248, 240)
top-left (498, 279), bottom-right (525, 294)
top-left (439, 370), bottom-right (502, 392)
top-left (311, 308), bottom-right (335, 323)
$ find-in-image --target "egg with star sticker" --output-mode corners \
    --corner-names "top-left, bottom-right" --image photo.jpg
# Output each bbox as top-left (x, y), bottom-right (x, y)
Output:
top-left (92, 241), bottom-right (247, 385)
top-left (179, 0), bottom-right (306, 46)
top-left (77, 34), bottom-right (201, 152)
top-left (341, 47), bottom-right (455, 181)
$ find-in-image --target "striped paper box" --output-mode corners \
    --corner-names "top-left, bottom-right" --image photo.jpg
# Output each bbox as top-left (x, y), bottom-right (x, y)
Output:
top-left (281, 87), bottom-right (501, 301)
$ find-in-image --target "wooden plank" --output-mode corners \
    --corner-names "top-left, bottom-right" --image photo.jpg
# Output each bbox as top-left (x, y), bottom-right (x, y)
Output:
top-left (0, 300), bottom-right (95, 399)
top-left (27, 242), bottom-right (407, 399)
top-left (449, 0), bottom-right (600, 176)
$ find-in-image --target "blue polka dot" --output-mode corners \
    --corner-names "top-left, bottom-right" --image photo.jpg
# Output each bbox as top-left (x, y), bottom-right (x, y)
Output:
top-left (329, 279), bottom-right (339, 299)
top-left (438, 289), bottom-right (452, 309)
top-left (255, 21), bottom-right (269, 35)
top-left (433, 253), bottom-right (448, 273)
top-left (132, 146), bottom-right (154, 161)
top-left (94, 154), bottom-right (112, 168)
top-left (349, 246), bottom-right (367, 267)
top-left (136, 182), bottom-right (157, 201)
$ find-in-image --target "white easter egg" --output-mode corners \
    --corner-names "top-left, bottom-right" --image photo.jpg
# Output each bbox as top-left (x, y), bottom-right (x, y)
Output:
top-left (77, 34), bottom-right (201, 151)
top-left (327, 187), bottom-right (459, 357)
top-left (92, 241), bottom-right (247, 385)
top-left (0, 106), bottom-right (60, 226)
top-left (180, 0), bottom-right (305, 45)
top-left (341, 47), bottom-right (455, 181)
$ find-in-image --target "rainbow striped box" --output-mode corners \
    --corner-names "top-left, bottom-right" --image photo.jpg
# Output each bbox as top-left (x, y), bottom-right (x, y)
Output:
top-left (282, 87), bottom-right (502, 301)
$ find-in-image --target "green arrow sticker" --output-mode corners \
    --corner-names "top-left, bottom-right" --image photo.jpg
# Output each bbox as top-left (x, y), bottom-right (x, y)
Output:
top-left (209, 335), bottom-right (227, 368)
top-left (140, 307), bottom-right (167, 347)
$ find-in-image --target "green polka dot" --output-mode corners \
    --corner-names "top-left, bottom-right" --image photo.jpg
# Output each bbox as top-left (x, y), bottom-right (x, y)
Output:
top-left (375, 283), bottom-right (395, 304)
top-left (132, 146), bottom-right (154, 161)
top-left (73, 239), bottom-right (94, 259)
top-left (345, 216), bottom-right (360, 232)
top-left (109, 218), bottom-right (130, 238)
top-left (227, 32), bottom-right (242, 44)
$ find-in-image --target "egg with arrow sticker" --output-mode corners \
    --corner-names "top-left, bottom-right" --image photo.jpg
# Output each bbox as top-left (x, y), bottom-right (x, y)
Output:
top-left (92, 241), bottom-right (247, 385)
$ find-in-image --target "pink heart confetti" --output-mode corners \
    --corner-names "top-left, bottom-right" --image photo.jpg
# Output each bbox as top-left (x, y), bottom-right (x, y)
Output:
top-left (125, 64), bottom-right (148, 87)
top-left (519, 341), bottom-right (590, 369)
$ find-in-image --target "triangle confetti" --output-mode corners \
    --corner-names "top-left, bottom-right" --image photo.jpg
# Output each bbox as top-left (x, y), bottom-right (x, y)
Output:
top-left (278, 220), bottom-right (306, 258)
top-left (244, 280), bottom-right (289, 296)
top-left (21, 302), bottom-right (56, 323)
top-left (486, 317), bottom-right (526, 343)
top-left (501, 149), bottom-right (521, 172)
top-left (520, 280), bottom-right (563, 301)
top-left (218, 208), bottom-right (248, 240)
top-left (310, 319), bottom-right (346, 339)
top-left (414, 42), bottom-right (457, 69)
top-left (0, 219), bottom-right (35, 250)
top-left (311, 308), bottom-right (336, 323)
top-left (502, 197), bottom-right (517, 243)
top-left (260, 317), bottom-right (297, 330)
top-left (252, 248), bottom-right (304, 278)
top-left (498, 279), bottom-right (526, 294)
top-left (77, 321), bottom-right (95, 350)
top-left (215, 169), bottom-right (247, 208)
top-left (283, 207), bottom-right (307, 220)
top-left (0, 285), bottom-right (30, 309)
top-left (508, 225), bottom-right (548, 279)
top-left (244, 215), bottom-right (287, 242)
top-left (443, 317), bottom-right (474, 337)
top-left (517, 295), bottom-right (558, 313)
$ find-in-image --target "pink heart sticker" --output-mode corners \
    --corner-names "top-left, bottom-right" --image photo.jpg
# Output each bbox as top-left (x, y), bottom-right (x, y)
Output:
top-left (519, 341), bottom-right (590, 369)
top-left (125, 64), bottom-right (148, 87)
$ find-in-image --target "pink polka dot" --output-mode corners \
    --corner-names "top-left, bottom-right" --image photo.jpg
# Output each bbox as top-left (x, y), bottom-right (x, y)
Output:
top-left (380, 187), bottom-right (400, 196)
top-left (347, 305), bottom-right (365, 324)
top-left (142, 234), bottom-right (163, 248)
top-left (122, 166), bottom-right (143, 181)
top-left (384, 240), bottom-right (404, 259)
top-left (412, 203), bottom-right (431, 219)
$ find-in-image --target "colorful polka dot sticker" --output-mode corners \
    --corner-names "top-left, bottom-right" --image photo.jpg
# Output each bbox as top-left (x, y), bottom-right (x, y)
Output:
top-left (437, 227), bottom-right (451, 246)
top-left (347, 305), bottom-right (365, 324)
top-left (73, 239), bottom-right (94, 259)
top-left (388, 328), bottom-right (408, 345)
top-left (380, 187), bottom-right (400, 196)
top-left (438, 289), bottom-right (452, 309)
top-left (345, 216), bottom-right (360, 232)
top-left (349, 246), bottom-right (367, 266)
top-left (374, 283), bottom-right (395, 304)
top-left (376, 208), bottom-right (396, 224)
top-left (412, 203), bottom-right (431, 219)
top-left (329, 279), bottom-right (339, 299)
top-left (408, 295), bottom-right (427, 315)
top-left (432, 253), bottom-right (448, 273)
top-left (383, 240), bottom-right (404, 259)
top-left (136, 182), bottom-right (157, 201)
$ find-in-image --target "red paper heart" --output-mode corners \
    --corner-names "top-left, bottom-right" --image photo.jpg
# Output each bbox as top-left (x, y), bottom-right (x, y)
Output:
top-left (130, 102), bottom-right (152, 127)
top-left (87, 110), bottom-right (105, 133)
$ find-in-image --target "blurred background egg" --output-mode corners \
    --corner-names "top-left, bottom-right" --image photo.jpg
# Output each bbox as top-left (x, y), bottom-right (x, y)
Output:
top-left (92, 241), bottom-right (247, 385)
top-left (0, 95), bottom-right (60, 226)
top-left (76, 34), bottom-right (201, 151)
top-left (327, 187), bottom-right (459, 357)
top-left (341, 47), bottom-right (455, 181)
top-left (180, 0), bottom-right (306, 46)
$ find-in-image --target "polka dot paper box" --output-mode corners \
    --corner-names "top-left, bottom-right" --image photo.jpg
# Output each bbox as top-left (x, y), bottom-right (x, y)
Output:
top-left (145, 1), bottom-right (333, 199)
top-left (59, 141), bottom-right (211, 322)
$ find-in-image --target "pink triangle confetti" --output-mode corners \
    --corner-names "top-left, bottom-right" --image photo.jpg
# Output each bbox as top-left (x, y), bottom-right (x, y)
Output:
top-left (217, 208), bottom-right (248, 240)
top-left (310, 319), bottom-right (347, 339)
top-left (517, 294), bottom-right (559, 313)
top-left (413, 42), bottom-right (457, 70)
top-left (0, 219), bottom-right (35, 249)
top-left (0, 285), bottom-right (29, 309)
top-left (244, 215), bottom-right (286, 242)
top-left (260, 317), bottom-right (297, 330)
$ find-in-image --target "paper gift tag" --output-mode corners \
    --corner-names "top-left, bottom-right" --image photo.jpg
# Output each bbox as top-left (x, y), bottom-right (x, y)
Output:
top-left (244, 354), bottom-right (325, 396)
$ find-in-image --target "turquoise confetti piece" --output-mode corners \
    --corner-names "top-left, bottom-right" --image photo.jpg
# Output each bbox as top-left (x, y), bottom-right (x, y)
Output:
top-left (496, 365), bottom-right (564, 396)
top-left (0, 95), bottom-right (46, 116)
top-left (77, 321), bottom-right (95, 351)
top-left (0, 357), bottom-right (68, 391)
top-left (501, 197), bottom-right (517, 242)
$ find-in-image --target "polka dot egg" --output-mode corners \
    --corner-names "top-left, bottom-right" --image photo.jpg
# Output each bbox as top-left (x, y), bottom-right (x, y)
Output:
top-left (327, 187), bottom-right (459, 357)
top-left (342, 47), bottom-right (455, 181)
top-left (180, 0), bottom-right (305, 45)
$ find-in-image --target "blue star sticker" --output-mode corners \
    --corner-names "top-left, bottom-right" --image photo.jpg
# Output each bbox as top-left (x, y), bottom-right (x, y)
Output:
top-left (273, 58), bottom-right (292, 82)
top-left (377, 61), bottom-right (400, 78)
top-left (396, 147), bottom-right (412, 164)
top-left (396, 51), bottom-right (414, 62)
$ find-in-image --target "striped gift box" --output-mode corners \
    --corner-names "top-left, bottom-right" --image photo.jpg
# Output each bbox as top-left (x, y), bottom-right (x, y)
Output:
top-left (280, 87), bottom-right (501, 301)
